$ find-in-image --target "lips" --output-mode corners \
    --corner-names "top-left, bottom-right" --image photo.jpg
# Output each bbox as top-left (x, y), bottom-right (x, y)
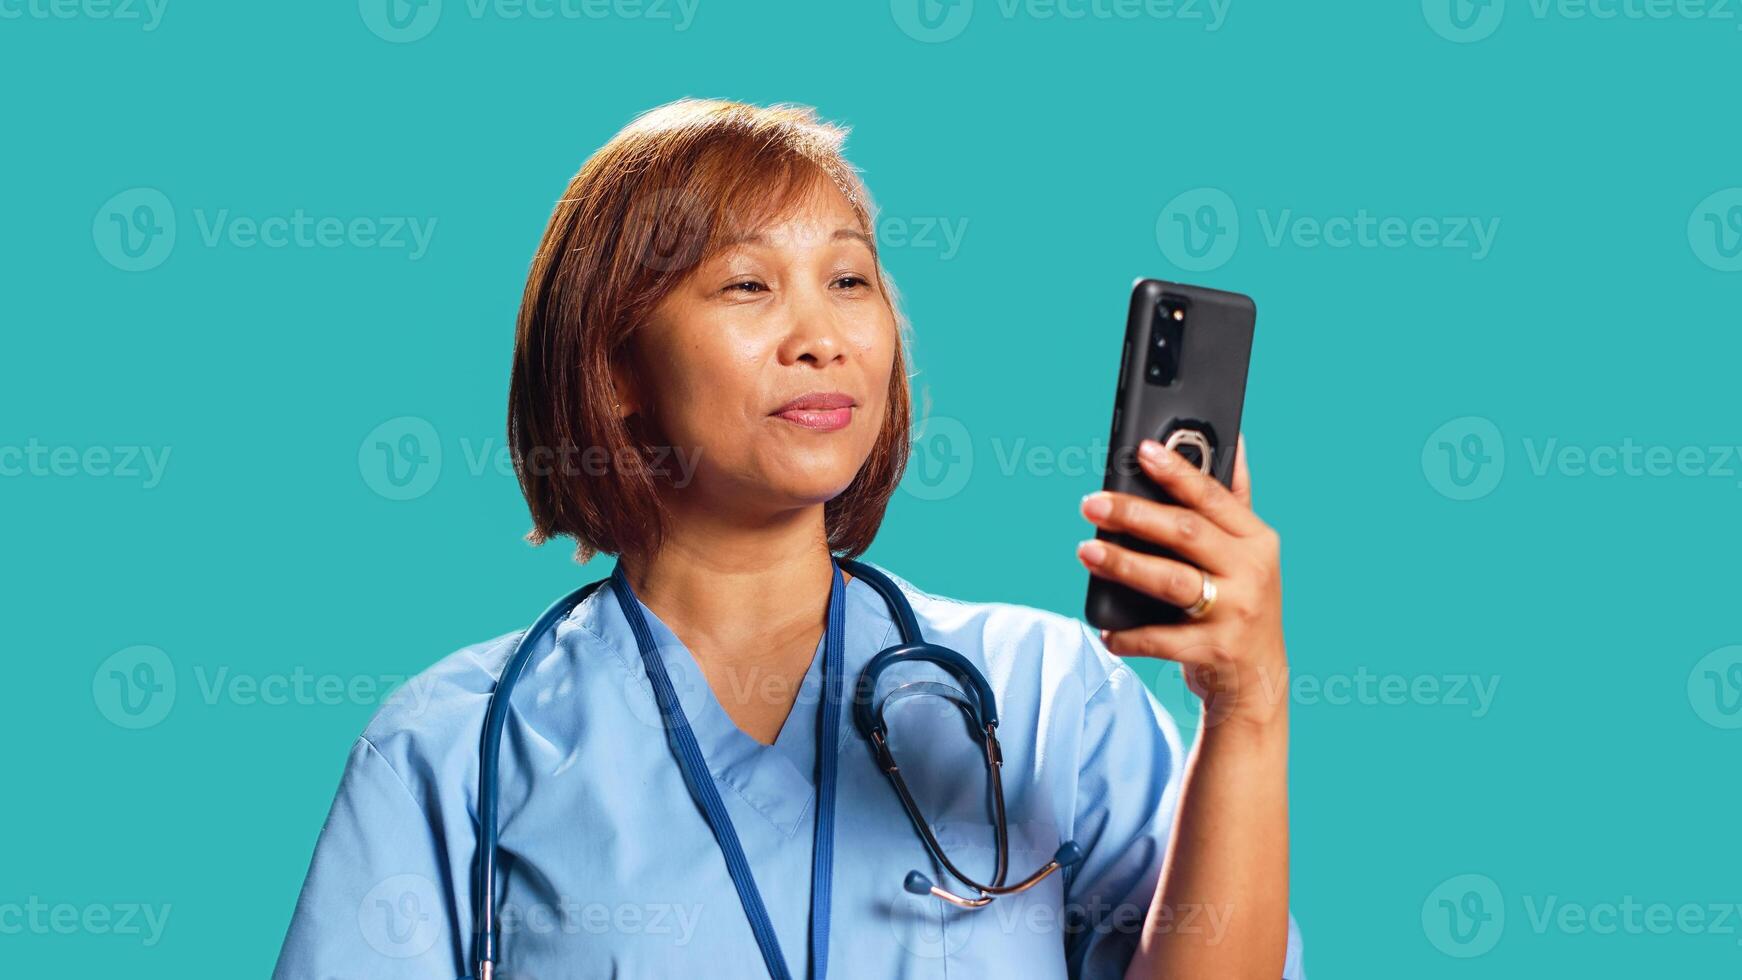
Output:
top-left (771, 392), bottom-right (856, 432)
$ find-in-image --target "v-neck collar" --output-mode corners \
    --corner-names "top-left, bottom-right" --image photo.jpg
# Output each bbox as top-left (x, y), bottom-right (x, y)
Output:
top-left (576, 565), bottom-right (898, 838)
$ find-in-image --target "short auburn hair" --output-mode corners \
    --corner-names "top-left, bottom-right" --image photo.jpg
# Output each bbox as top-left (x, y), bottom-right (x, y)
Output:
top-left (508, 98), bottom-right (913, 564)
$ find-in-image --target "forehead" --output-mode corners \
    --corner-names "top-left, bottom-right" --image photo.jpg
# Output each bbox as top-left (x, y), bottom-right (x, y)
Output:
top-left (714, 180), bottom-right (869, 252)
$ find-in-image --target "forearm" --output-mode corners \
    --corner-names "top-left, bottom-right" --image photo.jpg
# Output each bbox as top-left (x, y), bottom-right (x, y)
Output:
top-left (1125, 712), bottom-right (1290, 980)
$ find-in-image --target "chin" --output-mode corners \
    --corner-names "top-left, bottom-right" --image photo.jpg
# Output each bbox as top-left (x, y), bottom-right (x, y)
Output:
top-left (772, 475), bottom-right (860, 506)
top-left (757, 460), bottom-right (863, 505)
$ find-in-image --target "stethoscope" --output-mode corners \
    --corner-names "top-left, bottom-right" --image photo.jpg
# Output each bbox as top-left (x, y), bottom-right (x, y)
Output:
top-left (471, 557), bottom-right (1083, 980)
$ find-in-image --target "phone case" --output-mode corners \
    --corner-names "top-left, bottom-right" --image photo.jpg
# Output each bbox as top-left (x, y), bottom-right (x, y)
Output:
top-left (1085, 279), bottom-right (1256, 632)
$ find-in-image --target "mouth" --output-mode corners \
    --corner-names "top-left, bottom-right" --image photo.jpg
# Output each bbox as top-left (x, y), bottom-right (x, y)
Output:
top-left (771, 391), bottom-right (856, 432)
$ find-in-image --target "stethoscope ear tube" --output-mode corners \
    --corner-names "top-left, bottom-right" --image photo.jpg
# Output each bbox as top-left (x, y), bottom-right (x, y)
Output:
top-left (853, 642), bottom-right (1000, 745)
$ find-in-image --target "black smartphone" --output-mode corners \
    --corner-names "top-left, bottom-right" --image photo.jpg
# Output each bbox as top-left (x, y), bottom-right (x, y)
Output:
top-left (1084, 279), bottom-right (1257, 632)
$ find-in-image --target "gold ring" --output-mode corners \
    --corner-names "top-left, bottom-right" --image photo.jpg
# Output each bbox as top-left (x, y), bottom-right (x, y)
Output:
top-left (1183, 570), bottom-right (1217, 620)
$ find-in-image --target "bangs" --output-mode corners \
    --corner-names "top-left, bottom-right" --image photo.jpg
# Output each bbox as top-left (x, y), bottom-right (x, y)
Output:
top-left (614, 100), bottom-right (878, 286)
top-left (703, 158), bottom-right (871, 260)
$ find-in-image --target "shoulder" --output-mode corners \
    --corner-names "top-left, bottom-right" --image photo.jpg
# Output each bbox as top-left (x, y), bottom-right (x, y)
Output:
top-left (862, 563), bottom-right (1133, 706)
top-left (351, 610), bottom-right (601, 786)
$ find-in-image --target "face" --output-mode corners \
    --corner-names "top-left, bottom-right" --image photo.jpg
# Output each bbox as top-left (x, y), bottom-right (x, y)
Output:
top-left (620, 185), bottom-right (897, 520)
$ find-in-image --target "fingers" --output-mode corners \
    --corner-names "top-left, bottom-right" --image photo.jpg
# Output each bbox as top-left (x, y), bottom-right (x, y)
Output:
top-left (1079, 493), bottom-right (1235, 573)
top-left (1231, 434), bottom-right (1252, 507)
top-left (1098, 623), bottom-right (1221, 665)
top-left (1076, 538), bottom-right (1209, 606)
top-left (1137, 438), bottom-right (1265, 537)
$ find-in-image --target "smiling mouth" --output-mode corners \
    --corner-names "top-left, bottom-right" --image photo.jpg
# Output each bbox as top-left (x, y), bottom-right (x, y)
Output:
top-left (771, 393), bottom-right (856, 432)
top-left (775, 406), bottom-right (853, 431)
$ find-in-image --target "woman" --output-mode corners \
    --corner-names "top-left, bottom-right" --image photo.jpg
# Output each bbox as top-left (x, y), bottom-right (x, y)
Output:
top-left (272, 99), bottom-right (1305, 979)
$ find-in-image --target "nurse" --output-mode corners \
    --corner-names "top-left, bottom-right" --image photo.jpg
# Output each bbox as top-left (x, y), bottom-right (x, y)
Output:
top-left (272, 99), bottom-right (1307, 979)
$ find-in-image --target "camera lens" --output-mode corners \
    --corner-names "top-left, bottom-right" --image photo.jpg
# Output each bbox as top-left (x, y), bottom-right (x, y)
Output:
top-left (1146, 299), bottom-right (1185, 386)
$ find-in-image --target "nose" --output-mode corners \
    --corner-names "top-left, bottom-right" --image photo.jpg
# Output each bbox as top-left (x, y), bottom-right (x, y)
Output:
top-left (776, 283), bottom-right (848, 367)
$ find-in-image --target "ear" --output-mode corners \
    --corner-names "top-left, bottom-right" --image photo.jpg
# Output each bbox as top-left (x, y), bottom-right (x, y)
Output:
top-left (609, 354), bottom-right (641, 419)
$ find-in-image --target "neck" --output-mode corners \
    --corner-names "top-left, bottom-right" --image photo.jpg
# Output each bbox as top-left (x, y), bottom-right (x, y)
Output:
top-left (620, 499), bottom-right (841, 667)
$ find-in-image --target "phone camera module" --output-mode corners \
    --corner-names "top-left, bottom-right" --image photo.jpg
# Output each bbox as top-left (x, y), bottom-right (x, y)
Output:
top-left (1145, 296), bottom-right (1188, 386)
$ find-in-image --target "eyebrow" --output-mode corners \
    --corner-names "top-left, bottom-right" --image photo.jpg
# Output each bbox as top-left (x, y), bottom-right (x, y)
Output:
top-left (719, 228), bottom-right (875, 250)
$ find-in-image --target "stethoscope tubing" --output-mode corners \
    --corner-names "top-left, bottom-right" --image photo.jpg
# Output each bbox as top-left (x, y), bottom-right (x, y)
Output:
top-left (471, 558), bottom-right (1078, 980)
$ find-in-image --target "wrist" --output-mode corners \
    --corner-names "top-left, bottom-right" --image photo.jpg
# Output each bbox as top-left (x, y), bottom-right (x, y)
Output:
top-left (1197, 705), bottom-right (1289, 755)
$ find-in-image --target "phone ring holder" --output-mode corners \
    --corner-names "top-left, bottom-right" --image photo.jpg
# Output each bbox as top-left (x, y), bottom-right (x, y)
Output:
top-left (1163, 427), bottom-right (1215, 476)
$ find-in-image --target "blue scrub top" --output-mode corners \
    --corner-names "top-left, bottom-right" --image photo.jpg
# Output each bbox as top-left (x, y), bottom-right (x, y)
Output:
top-left (271, 564), bottom-right (1307, 979)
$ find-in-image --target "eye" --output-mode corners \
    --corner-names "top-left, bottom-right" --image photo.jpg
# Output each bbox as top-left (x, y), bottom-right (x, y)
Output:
top-left (722, 278), bottom-right (768, 295)
top-left (832, 274), bottom-right (872, 291)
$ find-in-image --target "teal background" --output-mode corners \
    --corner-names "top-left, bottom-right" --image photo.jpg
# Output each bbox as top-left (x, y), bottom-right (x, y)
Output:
top-left (4, 1), bottom-right (1740, 975)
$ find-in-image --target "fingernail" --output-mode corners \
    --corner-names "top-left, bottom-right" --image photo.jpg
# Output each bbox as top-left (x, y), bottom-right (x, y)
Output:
top-left (1077, 539), bottom-right (1107, 565)
top-left (1139, 439), bottom-right (1166, 464)
top-left (1080, 492), bottom-right (1112, 519)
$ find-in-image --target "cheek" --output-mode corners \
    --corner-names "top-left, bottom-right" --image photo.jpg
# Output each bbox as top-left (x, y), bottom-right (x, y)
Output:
top-left (856, 317), bottom-right (899, 413)
top-left (642, 328), bottom-right (765, 444)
